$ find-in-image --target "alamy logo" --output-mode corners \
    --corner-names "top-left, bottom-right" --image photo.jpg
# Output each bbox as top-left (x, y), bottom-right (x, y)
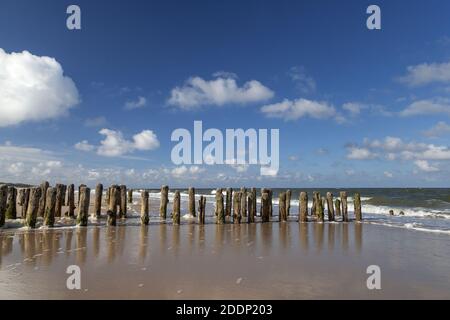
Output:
top-left (366, 5), bottom-right (381, 30)
top-left (66, 5), bottom-right (81, 30)
top-left (366, 265), bottom-right (381, 290)
top-left (171, 121), bottom-right (279, 176)
top-left (66, 265), bottom-right (81, 290)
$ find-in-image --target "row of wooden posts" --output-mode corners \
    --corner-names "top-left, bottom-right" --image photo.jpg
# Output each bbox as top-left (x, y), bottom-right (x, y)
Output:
top-left (0, 183), bottom-right (363, 229)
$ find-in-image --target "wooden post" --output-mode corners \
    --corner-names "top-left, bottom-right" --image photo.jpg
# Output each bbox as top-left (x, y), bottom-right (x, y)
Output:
top-left (105, 187), bottom-right (110, 206)
top-left (225, 188), bottom-right (232, 217)
top-left (127, 189), bottom-right (133, 204)
top-left (268, 189), bottom-right (273, 217)
top-left (17, 188), bottom-right (24, 217)
top-left (6, 186), bottom-right (17, 220)
top-left (299, 191), bottom-right (308, 222)
top-left (140, 190), bottom-right (149, 225)
top-left (389, 209), bottom-right (394, 216)
top-left (76, 186), bottom-right (90, 226)
top-left (25, 187), bottom-right (41, 228)
top-left (37, 181), bottom-right (49, 217)
top-left (198, 196), bottom-right (206, 225)
top-left (240, 187), bottom-right (247, 218)
top-left (173, 191), bottom-right (181, 225)
top-left (43, 187), bottom-right (57, 227)
top-left (354, 192), bottom-right (362, 221)
top-left (261, 191), bottom-right (270, 222)
top-left (159, 185), bottom-right (169, 219)
top-left (311, 191), bottom-right (317, 216)
top-left (286, 189), bottom-right (292, 216)
top-left (335, 199), bottom-right (341, 217)
top-left (340, 191), bottom-right (348, 222)
top-left (247, 189), bottom-right (256, 223)
top-left (233, 191), bottom-right (241, 224)
top-left (279, 192), bottom-right (287, 222)
top-left (55, 184), bottom-right (64, 218)
top-left (326, 192), bottom-right (335, 222)
top-left (78, 184), bottom-right (86, 206)
top-left (93, 183), bottom-right (103, 219)
top-left (66, 184), bottom-right (75, 217)
top-left (21, 188), bottom-right (30, 218)
top-left (215, 189), bottom-right (225, 224)
top-left (315, 192), bottom-right (324, 222)
top-left (119, 185), bottom-right (127, 218)
top-left (107, 186), bottom-right (119, 226)
top-left (0, 185), bottom-right (7, 226)
top-left (188, 187), bottom-right (196, 217)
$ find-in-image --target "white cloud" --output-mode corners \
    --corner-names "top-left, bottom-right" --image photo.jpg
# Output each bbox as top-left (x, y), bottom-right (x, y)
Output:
top-left (414, 160), bottom-right (439, 172)
top-left (171, 165), bottom-right (205, 177)
top-left (346, 147), bottom-right (376, 160)
top-left (96, 128), bottom-right (159, 157)
top-left (400, 98), bottom-right (450, 117)
top-left (342, 102), bottom-right (365, 116)
top-left (398, 61), bottom-right (450, 87)
top-left (422, 121), bottom-right (450, 137)
top-left (287, 66), bottom-right (316, 94)
top-left (75, 129), bottom-right (161, 157)
top-left (168, 74), bottom-right (274, 109)
top-left (124, 96), bottom-right (147, 110)
top-left (261, 98), bottom-right (336, 121)
top-left (132, 130), bottom-right (160, 150)
top-left (0, 48), bottom-right (79, 127)
top-left (384, 171), bottom-right (393, 178)
top-left (74, 140), bottom-right (95, 152)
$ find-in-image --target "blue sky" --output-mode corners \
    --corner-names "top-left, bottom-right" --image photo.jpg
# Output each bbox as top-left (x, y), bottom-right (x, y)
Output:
top-left (1, 0), bottom-right (450, 188)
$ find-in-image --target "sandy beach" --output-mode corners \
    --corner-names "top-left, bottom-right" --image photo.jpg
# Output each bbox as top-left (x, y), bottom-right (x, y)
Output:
top-left (1, 219), bottom-right (449, 299)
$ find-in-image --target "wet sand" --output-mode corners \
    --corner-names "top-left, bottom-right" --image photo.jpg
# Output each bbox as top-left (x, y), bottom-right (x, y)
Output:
top-left (0, 221), bottom-right (449, 299)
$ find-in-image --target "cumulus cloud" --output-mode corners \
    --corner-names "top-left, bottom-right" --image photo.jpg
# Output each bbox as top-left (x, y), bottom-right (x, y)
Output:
top-left (414, 160), bottom-right (439, 172)
top-left (171, 165), bottom-right (205, 177)
top-left (346, 146), bottom-right (376, 160)
top-left (342, 102), bottom-right (365, 116)
top-left (74, 140), bottom-right (95, 152)
top-left (168, 74), bottom-right (274, 110)
top-left (423, 121), bottom-right (450, 137)
top-left (75, 129), bottom-right (160, 157)
top-left (400, 98), bottom-right (450, 117)
top-left (384, 171), bottom-right (393, 178)
top-left (261, 98), bottom-right (336, 121)
top-left (124, 96), bottom-right (147, 110)
top-left (398, 61), bottom-right (450, 87)
top-left (0, 48), bottom-right (79, 127)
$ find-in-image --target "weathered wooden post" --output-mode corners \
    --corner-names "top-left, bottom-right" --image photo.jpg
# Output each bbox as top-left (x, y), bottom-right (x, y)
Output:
top-left (233, 191), bottom-right (241, 224)
top-left (173, 191), bottom-right (181, 225)
top-left (299, 191), bottom-right (308, 222)
top-left (251, 188), bottom-right (257, 218)
top-left (279, 192), bottom-right (287, 222)
top-left (159, 185), bottom-right (169, 219)
top-left (55, 184), bottom-right (65, 218)
top-left (240, 187), bottom-right (247, 218)
top-left (268, 189), bottom-right (273, 217)
top-left (216, 189), bottom-right (225, 224)
top-left (286, 190), bottom-right (292, 216)
top-left (247, 190), bottom-right (255, 223)
top-left (78, 184), bottom-right (86, 205)
top-left (119, 185), bottom-right (127, 218)
top-left (0, 185), bottom-right (7, 226)
top-left (105, 187), bottom-right (110, 206)
top-left (335, 199), bottom-right (341, 217)
top-left (340, 191), bottom-right (348, 222)
top-left (311, 191), bottom-right (317, 216)
top-left (43, 187), bottom-right (57, 227)
top-left (315, 192), bottom-right (324, 222)
top-left (93, 183), bottom-right (103, 219)
top-left (389, 209), bottom-right (394, 216)
top-left (6, 186), bottom-right (17, 220)
top-left (261, 191), bottom-right (270, 222)
top-left (76, 186), bottom-right (90, 226)
top-left (326, 192), bottom-right (335, 222)
top-left (198, 196), bottom-right (206, 225)
top-left (140, 191), bottom-right (149, 225)
top-left (22, 188), bottom-right (30, 218)
top-left (107, 186), bottom-right (119, 226)
top-left (127, 189), bottom-right (133, 204)
top-left (188, 187), bottom-right (196, 217)
top-left (225, 188), bottom-right (232, 217)
top-left (37, 181), bottom-right (49, 217)
top-left (25, 187), bottom-right (41, 228)
top-left (354, 192), bottom-right (362, 221)
top-left (66, 184), bottom-right (75, 218)
top-left (17, 188), bottom-right (24, 217)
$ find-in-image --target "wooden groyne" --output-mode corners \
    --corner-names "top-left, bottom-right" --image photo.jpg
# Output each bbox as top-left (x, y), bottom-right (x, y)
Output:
top-left (0, 182), bottom-right (367, 229)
